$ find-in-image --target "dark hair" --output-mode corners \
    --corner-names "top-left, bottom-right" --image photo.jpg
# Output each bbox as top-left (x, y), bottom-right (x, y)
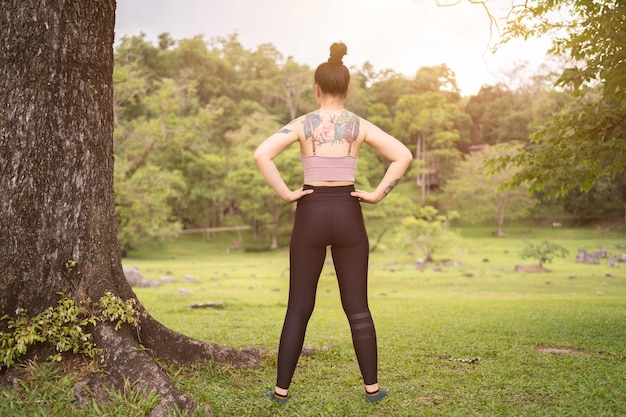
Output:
top-left (314, 42), bottom-right (350, 96)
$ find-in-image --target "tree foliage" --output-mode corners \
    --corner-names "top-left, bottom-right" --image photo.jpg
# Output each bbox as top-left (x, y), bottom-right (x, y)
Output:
top-left (558, 173), bottom-right (626, 220)
top-left (493, 0), bottom-right (626, 196)
top-left (110, 34), bottom-right (477, 249)
top-left (394, 91), bottom-right (466, 201)
top-left (395, 206), bottom-right (461, 262)
top-left (110, 18), bottom-right (624, 252)
top-left (465, 83), bottom-right (533, 146)
top-left (519, 240), bottom-right (569, 266)
top-left (442, 145), bottom-right (538, 236)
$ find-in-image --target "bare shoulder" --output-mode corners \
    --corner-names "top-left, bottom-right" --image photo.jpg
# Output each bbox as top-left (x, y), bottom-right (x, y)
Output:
top-left (360, 119), bottom-right (412, 161)
top-left (279, 116), bottom-right (304, 135)
top-left (361, 118), bottom-right (389, 141)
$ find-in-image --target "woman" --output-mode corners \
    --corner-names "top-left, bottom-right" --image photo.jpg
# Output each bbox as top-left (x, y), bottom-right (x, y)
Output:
top-left (254, 42), bottom-right (412, 404)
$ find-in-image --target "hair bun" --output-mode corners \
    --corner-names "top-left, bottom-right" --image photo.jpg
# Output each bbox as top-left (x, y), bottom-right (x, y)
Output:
top-left (328, 42), bottom-right (347, 65)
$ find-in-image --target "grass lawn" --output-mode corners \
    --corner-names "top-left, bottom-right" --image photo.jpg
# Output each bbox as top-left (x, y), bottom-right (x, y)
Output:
top-left (2, 224), bottom-right (625, 416)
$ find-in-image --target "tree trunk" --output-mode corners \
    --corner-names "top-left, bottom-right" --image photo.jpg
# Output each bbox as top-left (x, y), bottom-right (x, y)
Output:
top-left (0, 2), bottom-right (263, 415)
top-left (415, 131), bottom-right (428, 202)
top-left (496, 200), bottom-right (506, 237)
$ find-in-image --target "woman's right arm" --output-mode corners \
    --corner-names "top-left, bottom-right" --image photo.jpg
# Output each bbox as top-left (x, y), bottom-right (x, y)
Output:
top-left (253, 121), bottom-right (314, 203)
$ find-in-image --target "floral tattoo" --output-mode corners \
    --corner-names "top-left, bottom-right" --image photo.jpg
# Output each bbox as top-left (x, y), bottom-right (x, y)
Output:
top-left (302, 110), bottom-right (360, 154)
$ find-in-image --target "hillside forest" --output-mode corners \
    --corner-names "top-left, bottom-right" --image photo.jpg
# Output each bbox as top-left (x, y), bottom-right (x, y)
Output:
top-left (113, 32), bottom-right (626, 255)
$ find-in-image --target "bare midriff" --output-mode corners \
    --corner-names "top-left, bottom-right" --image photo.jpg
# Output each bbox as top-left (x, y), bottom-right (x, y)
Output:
top-left (305, 181), bottom-right (354, 186)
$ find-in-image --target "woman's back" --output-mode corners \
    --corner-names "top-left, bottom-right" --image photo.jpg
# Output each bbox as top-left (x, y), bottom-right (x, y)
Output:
top-left (298, 109), bottom-right (365, 158)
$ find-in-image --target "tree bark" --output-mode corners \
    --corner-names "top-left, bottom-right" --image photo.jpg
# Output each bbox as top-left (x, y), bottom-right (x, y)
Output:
top-left (0, 1), bottom-right (263, 415)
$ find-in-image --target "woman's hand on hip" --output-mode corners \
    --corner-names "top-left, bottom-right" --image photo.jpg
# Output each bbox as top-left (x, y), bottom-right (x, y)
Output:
top-left (350, 189), bottom-right (381, 204)
top-left (283, 188), bottom-right (314, 203)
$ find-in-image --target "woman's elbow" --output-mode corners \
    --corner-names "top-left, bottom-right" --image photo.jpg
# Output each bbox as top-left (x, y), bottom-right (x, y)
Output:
top-left (400, 148), bottom-right (413, 166)
top-left (253, 148), bottom-right (266, 165)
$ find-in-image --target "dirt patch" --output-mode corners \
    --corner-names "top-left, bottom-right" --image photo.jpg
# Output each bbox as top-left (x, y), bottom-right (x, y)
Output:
top-left (418, 395), bottom-right (443, 406)
top-left (514, 264), bottom-right (551, 273)
top-left (534, 345), bottom-right (584, 355)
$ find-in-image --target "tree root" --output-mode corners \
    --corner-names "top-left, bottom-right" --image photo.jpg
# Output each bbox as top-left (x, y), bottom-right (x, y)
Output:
top-left (92, 323), bottom-right (200, 416)
top-left (90, 316), bottom-right (268, 416)
top-left (0, 308), bottom-right (268, 415)
top-left (138, 314), bottom-right (268, 369)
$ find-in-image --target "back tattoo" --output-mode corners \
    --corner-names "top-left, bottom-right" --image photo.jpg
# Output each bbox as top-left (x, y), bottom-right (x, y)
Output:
top-left (302, 110), bottom-right (360, 153)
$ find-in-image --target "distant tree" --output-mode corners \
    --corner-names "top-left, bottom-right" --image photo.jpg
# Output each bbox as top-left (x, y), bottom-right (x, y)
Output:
top-left (113, 77), bottom-right (201, 248)
top-left (520, 240), bottom-right (569, 267)
top-left (115, 33), bottom-right (166, 80)
top-left (226, 151), bottom-right (279, 244)
top-left (344, 65), bottom-right (373, 117)
top-left (114, 161), bottom-right (184, 255)
top-left (526, 88), bottom-right (572, 134)
top-left (160, 35), bottom-right (231, 105)
top-left (366, 103), bottom-right (394, 134)
top-left (281, 57), bottom-right (314, 120)
top-left (178, 151), bottom-right (229, 233)
top-left (224, 112), bottom-right (299, 247)
top-left (237, 43), bottom-right (284, 114)
top-left (112, 59), bottom-right (149, 124)
top-left (394, 92), bottom-right (464, 201)
top-left (368, 70), bottom-right (413, 111)
top-left (396, 206), bottom-right (461, 263)
top-left (412, 64), bottom-right (462, 103)
top-left (441, 145), bottom-right (538, 236)
top-left (465, 83), bottom-right (532, 145)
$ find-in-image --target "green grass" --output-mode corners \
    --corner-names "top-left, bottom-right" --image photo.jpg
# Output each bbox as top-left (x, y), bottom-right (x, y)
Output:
top-left (2, 225), bottom-right (625, 416)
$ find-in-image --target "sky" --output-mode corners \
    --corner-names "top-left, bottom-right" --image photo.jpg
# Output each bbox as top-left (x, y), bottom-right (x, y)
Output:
top-left (115, 0), bottom-right (552, 96)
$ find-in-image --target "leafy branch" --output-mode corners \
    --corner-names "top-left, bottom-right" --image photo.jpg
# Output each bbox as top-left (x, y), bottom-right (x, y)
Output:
top-left (0, 292), bottom-right (147, 368)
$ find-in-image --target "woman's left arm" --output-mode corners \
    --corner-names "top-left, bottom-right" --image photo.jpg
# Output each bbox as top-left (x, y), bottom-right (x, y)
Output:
top-left (351, 119), bottom-right (413, 204)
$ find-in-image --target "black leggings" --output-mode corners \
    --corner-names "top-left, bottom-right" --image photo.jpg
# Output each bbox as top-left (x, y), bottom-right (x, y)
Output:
top-left (276, 184), bottom-right (378, 389)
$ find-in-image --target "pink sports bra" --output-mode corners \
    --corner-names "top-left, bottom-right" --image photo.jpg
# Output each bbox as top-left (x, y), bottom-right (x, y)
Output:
top-left (301, 155), bottom-right (358, 183)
